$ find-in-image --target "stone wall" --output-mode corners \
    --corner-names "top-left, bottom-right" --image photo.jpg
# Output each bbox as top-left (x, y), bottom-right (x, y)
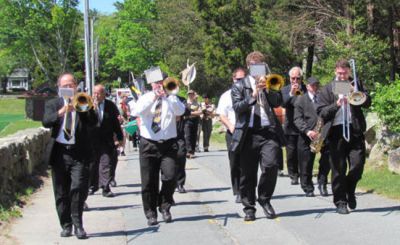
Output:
top-left (0, 128), bottom-right (50, 203)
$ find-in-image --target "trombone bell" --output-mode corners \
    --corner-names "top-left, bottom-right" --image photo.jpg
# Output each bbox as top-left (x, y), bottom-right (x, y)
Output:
top-left (348, 91), bottom-right (367, 106)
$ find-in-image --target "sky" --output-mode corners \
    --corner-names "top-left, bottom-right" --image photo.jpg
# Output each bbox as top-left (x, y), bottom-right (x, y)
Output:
top-left (78, 0), bottom-right (118, 14)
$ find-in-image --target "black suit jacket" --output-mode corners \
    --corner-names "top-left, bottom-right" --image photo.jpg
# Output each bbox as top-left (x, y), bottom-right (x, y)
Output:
top-left (282, 83), bottom-right (307, 135)
top-left (294, 93), bottom-right (319, 135)
top-left (230, 76), bottom-right (286, 153)
top-left (42, 97), bottom-right (98, 166)
top-left (92, 99), bottom-right (124, 150)
top-left (316, 80), bottom-right (371, 140)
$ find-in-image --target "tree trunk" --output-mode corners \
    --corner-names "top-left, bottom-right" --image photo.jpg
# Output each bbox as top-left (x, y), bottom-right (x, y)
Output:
top-left (388, 7), bottom-right (397, 81)
top-left (366, 1), bottom-right (374, 34)
top-left (305, 44), bottom-right (314, 78)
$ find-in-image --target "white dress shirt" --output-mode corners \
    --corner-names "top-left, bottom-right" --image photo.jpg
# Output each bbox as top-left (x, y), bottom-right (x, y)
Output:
top-left (132, 91), bottom-right (185, 141)
top-left (248, 76), bottom-right (270, 127)
top-left (56, 98), bottom-right (77, 144)
top-left (216, 89), bottom-right (236, 129)
top-left (98, 100), bottom-right (105, 123)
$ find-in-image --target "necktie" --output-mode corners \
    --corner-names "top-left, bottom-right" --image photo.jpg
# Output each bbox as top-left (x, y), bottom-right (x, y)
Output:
top-left (98, 102), bottom-right (103, 123)
top-left (151, 98), bottom-right (162, 133)
top-left (312, 96), bottom-right (318, 110)
top-left (64, 110), bottom-right (72, 140)
top-left (253, 103), bottom-right (261, 129)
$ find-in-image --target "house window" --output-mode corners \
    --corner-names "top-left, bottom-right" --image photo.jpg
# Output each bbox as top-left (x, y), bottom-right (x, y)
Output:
top-left (12, 80), bottom-right (22, 87)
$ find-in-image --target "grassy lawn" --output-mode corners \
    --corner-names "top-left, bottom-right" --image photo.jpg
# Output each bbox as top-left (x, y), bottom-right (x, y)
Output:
top-left (0, 99), bottom-right (41, 137)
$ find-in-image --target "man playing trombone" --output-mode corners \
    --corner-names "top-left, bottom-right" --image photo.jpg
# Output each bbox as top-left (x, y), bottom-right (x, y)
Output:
top-left (231, 51), bottom-right (286, 221)
top-left (42, 72), bottom-right (98, 239)
top-left (317, 59), bottom-right (371, 214)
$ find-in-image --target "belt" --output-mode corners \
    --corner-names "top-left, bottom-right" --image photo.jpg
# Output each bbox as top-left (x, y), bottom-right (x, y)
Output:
top-left (56, 142), bottom-right (76, 150)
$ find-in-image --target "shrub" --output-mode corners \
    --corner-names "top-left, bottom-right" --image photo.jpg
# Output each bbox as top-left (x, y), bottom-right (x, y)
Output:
top-left (373, 80), bottom-right (400, 133)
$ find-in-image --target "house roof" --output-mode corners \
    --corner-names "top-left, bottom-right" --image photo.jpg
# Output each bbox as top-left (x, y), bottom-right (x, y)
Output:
top-left (9, 68), bottom-right (30, 78)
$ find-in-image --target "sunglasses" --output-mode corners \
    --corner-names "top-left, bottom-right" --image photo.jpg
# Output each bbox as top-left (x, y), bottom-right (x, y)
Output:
top-left (290, 77), bottom-right (302, 80)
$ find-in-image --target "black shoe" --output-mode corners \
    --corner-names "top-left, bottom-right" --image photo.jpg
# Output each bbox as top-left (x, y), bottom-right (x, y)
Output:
top-left (318, 184), bottom-right (329, 197)
top-left (74, 226), bottom-right (88, 239)
top-left (204, 148), bottom-right (209, 152)
top-left (60, 226), bottom-right (72, 237)
top-left (83, 202), bottom-right (89, 211)
top-left (244, 211), bottom-right (256, 221)
top-left (147, 216), bottom-right (158, 226)
top-left (278, 170), bottom-right (284, 177)
top-left (348, 194), bottom-right (357, 210)
top-left (260, 202), bottom-right (276, 219)
top-left (159, 208), bottom-right (172, 223)
top-left (177, 185), bottom-right (186, 194)
top-left (120, 151), bottom-right (126, 156)
top-left (88, 187), bottom-right (98, 195)
top-left (291, 177), bottom-right (299, 185)
top-left (305, 191), bottom-right (315, 197)
top-left (336, 202), bottom-right (350, 214)
top-left (102, 189), bottom-right (115, 198)
top-left (235, 194), bottom-right (241, 203)
top-left (110, 179), bottom-right (117, 187)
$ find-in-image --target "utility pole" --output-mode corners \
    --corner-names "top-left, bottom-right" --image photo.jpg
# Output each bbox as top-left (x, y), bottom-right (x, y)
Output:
top-left (83, 0), bottom-right (92, 95)
top-left (90, 16), bottom-right (95, 91)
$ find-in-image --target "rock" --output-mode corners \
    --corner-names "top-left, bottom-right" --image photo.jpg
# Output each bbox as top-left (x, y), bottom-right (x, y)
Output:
top-left (368, 143), bottom-right (387, 167)
top-left (388, 148), bottom-right (400, 174)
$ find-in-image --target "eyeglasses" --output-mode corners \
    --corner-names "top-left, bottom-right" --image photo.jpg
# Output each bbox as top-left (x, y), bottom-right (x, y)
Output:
top-left (290, 77), bottom-right (302, 80)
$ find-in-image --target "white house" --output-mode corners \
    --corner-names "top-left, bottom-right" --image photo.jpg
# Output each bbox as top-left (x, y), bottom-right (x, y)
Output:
top-left (7, 68), bottom-right (31, 91)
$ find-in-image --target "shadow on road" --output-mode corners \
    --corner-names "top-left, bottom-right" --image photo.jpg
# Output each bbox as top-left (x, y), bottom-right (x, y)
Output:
top-left (188, 187), bottom-right (231, 193)
top-left (117, 183), bottom-right (141, 188)
top-left (88, 204), bottom-right (140, 212)
top-left (176, 200), bottom-right (227, 206)
top-left (273, 194), bottom-right (305, 199)
top-left (278, 207), bottom-right (336, 217)
top-left (172, 212), bottom-right (241, 223)
top-left (352, 205), bottom-right (400, 215)
top-left (89, 226), bottom-right (159, 241)
top-left (116, 191), bottom-right (141, 196)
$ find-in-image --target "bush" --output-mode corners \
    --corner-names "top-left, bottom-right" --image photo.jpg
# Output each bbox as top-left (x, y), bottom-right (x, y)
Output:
top-left (373, 80), bottom-right (400, 133)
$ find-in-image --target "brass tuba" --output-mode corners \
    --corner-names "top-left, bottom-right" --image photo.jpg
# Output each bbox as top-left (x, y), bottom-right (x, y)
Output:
top-left (72, 92), bottom-right (94, 112)
top-left (348, 59), bottom-right (367, 106)
top-left (163, 77), bottom-right (180, 95)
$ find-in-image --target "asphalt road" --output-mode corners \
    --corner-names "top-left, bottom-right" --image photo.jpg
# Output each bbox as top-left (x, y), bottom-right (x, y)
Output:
top-left (3, 145), bottom-right (400, 245)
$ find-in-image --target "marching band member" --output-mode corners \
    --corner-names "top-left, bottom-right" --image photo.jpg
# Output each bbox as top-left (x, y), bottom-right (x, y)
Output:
top-left (42, 72), bottom-right (98, 239)
top-left (317, 59), bottom-right (371, 214)
top-left (281, 67), bottom-right (307, 185)
top-left (217, 67), bottom-right (246, 203)
top-left (184, 90), bottom-right (202, 158)
top-left (132, 70), bottom-right (185, 226)
top-left (294, 77), bottom-right (330, 197)
top-left (231, 51), bottom-right (286, 221)
top-left (199, 94), bottom-right (215, 152)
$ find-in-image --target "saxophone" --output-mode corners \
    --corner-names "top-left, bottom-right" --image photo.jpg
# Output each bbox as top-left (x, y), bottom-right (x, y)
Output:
top-left (310, 117), bottom-right (324, 153)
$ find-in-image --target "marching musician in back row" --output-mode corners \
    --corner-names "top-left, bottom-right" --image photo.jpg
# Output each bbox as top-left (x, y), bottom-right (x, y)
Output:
top-left (293, 77), bottom-right (330, 197)
top-left (317, 59), bottom-right (371, 214)
top-left (231, 51), bottom-right (286, 221)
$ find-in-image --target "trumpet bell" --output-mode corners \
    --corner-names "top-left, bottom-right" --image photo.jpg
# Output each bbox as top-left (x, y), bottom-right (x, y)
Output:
top-left (266, 74), bottom-right (285, 91)
top-left (348, 91), bottom-right (367, 106)
top-left (163, 77), bottom-right (180, 95)
top-left (73, 92), bottom-right (94, 112)
top-left (294, 89), bottom-right (303, 96)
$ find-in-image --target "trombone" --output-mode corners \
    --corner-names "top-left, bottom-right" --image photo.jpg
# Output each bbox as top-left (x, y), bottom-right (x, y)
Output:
top-left (348, 59), bottom-right (367, 106)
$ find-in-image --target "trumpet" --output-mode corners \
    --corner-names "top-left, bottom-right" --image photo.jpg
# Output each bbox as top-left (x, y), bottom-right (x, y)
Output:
top-left (348, 59), bottom-right (367, 106)
top-left (163, 77), bottom-right (180, 95)
top-left (72, 92), bottom-right (94, 112)
top-left (294, 89), bottom-right (303, 96)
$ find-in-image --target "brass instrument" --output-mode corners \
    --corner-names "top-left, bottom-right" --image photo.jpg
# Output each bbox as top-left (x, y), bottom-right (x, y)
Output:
top-left (265, 74), bottom-right (285, 91)
top-left (163, 77), bottom-right (180, 95)
top-left (294, 89), bottom-right (303, 96)
top-left (72, 92), bottom-right (94, 112)
top-left (348, 59), bottom-right (367, 106)
top-left (310, 117), bottom-right (324, 153)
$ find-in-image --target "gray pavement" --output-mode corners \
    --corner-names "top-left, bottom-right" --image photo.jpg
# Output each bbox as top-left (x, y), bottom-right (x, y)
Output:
top-left (3, 145), bottom-right (400, 245)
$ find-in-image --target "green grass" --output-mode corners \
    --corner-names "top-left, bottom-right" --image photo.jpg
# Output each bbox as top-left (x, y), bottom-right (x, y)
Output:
top-left (210, 121), bottom-right (227, 146)
top-left (358, 165), bottom-right (400, 200)
top-left (0, 99), bottom-right (41, 137)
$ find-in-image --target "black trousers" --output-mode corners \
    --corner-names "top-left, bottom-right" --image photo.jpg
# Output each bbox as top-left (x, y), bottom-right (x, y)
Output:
top-left (51, 143), bottom-right (90, 229)
top-left (318, 146), bottom-right (330, 186)
top-left (239, 127), bottom-right (282, 213)
top-left (97, 145), bottom-right (117, 190)
top-left (297, 134), bottom-right (315, 193)
top-left (225, 131), bottom-right (241, 195)
top-left (110, 148), bottom-right (118, 181)
top-left (139, 137), bottom-right (177, 218)
top-left (329, 126), bottom-right (366, 206)
top-left (202, 118), bottom-right (213, 149)
top-left (88, 159), bottom-right (99, 191)
top-left (285, 134), bottom-right (300, 179)
top-left (176, 137), bottom-right (187, 186)
top-left (184, 118), bottom-right (199, 154)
